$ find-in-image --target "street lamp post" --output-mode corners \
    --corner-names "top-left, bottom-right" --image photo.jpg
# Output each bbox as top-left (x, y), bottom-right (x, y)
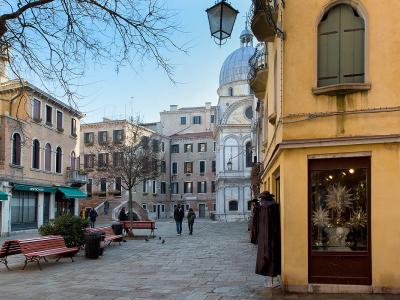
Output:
top-left (206, 0), bottom-right (239, 46)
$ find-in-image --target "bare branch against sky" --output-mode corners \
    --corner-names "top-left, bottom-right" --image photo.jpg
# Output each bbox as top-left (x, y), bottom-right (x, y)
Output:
top-left (0, 0), bottom-right (186, 106)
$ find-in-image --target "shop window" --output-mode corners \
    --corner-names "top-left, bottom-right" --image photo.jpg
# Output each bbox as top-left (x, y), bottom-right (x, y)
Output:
top-left (229, 200), bottom-right (238, 211)
top-left (318, 4), bottom-right (365, 87)
top-left (11, 191), bottom-right (38, 231)
top-left (32, 139), bottom-right (40, 169)
top-left (12, 133), bottom-right (22, 166)
top-left (310, 160), bottom-right (369, 252)
top-left (56, 147), bottom-right (62, 173)
top-left (45, 143), bottom-right (52, 172)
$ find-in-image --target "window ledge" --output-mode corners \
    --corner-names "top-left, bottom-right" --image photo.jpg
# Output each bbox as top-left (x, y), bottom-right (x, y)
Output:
top-left (312, 83), bottom-right (371, 96)
top-left (10, 164), bottom-right (23, 169)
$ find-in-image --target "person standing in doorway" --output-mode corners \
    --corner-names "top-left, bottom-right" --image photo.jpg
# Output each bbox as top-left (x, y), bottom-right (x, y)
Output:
top-left (174, 204), bottom-right (184, 236)
top-left (89, 207), bottom-right (98, 228)
top-left (187, 208), bottom-right (196, 235)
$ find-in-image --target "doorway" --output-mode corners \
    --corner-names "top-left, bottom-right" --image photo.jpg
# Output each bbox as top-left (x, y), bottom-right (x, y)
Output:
top-left (199, 204), bottom-right (206, 218)
top-left (308, 157), bottom-right (371, 285)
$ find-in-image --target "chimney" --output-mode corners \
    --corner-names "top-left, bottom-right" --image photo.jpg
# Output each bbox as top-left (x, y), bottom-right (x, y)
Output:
top-left (205, 102), bottom-right (211, 110)
top-left (170, 105), bottom-right (178, 112)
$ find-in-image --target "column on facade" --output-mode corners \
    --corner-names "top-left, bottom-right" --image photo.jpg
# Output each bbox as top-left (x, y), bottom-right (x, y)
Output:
top-left (49, 192), bottom-right (56, 219)
top-left (37, 192), bottom-right (44, 227)
top-left (1, 184), bottom-right (11, 236)
top-left (74, 198), bottom-right (79, 216)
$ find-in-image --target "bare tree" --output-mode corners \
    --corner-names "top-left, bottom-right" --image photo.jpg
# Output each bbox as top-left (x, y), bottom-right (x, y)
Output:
top-left (0, 0), bottom-right (185, 102)
top-left (87, 118), bottom-right (159, 235)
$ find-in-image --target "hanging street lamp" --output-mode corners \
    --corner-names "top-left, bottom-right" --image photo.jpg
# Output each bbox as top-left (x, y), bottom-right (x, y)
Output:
top-left (206, 0), bottom-right (239, 46)
top-left (227, 159), bottom-right (233, 171)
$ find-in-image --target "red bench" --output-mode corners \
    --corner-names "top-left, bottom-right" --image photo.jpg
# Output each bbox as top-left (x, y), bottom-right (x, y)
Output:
top-left (0, 240), bottom-right (21, 270)
top-left (18, 235), bottom-right (79, 270)
top-left (86, 227), bottom-right (123, 246)
top-left (121, 221), bottom-right (156, 237)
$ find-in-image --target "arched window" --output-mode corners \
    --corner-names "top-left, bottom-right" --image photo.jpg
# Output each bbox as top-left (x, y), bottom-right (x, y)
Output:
top-left (70, 151), bottom-right (76, 170)
top-left (45, 143), bottom-right (52, 171)
top-left (56, 147), bottom-right (62, 173)
top-left (229, 200), bottom-right (238, 211)
top-left (245, 142), bottom-right (252, 168)
top-left (32, 139), bottom-right (40, 169)
top-left (318, 4), bottom-right (365, 87)
top-left (12, 133), bottom-right (21, 166)
top-left (228, 87), bottom-right (233, 96)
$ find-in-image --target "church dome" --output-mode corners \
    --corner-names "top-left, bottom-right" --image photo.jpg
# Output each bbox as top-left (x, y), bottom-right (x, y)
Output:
top-left (219, 29), bottom-right (255, 87)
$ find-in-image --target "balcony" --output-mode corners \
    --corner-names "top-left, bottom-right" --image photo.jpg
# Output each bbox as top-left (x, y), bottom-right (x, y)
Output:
top-left (66, 169), bottom-right (88, 186)
top-left (248, 42), bottom-right (268, 98)
top-left (250, 0), bottom-right (279, 42)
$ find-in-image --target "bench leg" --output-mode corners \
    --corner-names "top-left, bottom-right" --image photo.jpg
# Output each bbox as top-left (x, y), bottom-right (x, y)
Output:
top-left (70, 256), bottom-right (74, 262)
top-left (43, 257), bottom-right (48, 263)
top-left (1, 258), bottom-right (10, 271)
top-left (22, 258), bottom-right (28, 270)
top-left (36, 259), bottom-right (42, 271)
top-left (56, 256), bottom-right (61, 262)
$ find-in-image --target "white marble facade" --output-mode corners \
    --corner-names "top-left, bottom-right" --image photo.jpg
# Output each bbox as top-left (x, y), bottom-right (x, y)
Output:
top-left (215, 29), bottom-right (255, 222)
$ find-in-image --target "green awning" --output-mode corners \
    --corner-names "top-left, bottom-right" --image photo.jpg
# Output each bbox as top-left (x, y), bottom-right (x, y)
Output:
top-left (13, 184), bottom-right (57, 193)
top-left (0, 191), bottom-right (8, 201)
top-left (57, 187), bottom-right (87, 199)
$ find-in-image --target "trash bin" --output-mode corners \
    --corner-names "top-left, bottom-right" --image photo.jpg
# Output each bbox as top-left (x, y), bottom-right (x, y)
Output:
top-left (85, 232), bottom-right (101, 259)
top-left (112, 223), bottom-right (123, 235)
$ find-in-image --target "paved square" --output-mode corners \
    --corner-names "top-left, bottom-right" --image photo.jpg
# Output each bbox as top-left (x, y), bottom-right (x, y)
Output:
top-left (0, 220), bottom-right (395, 299)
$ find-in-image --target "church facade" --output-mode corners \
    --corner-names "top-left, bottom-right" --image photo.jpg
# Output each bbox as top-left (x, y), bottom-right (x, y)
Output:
top-left (214, 29), bottom-right (256, 222)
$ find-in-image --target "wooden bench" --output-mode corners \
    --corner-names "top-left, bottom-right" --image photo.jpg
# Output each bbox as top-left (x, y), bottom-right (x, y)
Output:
top-left (121, 221), bottom-right (156, 237)
top-left (0, 240), bottom-right (21, 270)
top-left (86, 227), bottom-right (123, 246)
top-left (18, 235), bottom-right (79, 270)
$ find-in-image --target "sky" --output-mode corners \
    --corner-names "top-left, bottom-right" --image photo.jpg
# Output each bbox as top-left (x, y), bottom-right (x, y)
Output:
top-left (75, 1), bottom-right (253, 125)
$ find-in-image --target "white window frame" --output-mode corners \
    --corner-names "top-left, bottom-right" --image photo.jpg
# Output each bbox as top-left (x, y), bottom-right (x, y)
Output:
top-left (56, 110), bottom-right (64, 131)
top-left (32, 98), bottom-right (42, 121)
top-left (45, 104), bottom-right (53, 125)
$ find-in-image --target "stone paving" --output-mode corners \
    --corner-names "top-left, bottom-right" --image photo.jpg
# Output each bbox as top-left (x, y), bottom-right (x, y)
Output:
top-left (0, 220), bottom-right (397, 299)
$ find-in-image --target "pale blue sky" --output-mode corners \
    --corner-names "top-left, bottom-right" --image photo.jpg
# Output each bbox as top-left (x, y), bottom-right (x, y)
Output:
top-left (76, 1), bottom-right (252, 124)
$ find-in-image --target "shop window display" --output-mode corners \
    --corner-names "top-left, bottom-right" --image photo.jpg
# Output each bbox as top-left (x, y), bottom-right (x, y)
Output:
top-left (311, 167), bottom-right (368, 251)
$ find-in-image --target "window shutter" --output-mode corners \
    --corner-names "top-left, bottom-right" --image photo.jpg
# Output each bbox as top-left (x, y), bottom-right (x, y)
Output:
top-left (339, 5), bottom-right (365, 84)
top-left (318, 6), bottom-right (340, 87)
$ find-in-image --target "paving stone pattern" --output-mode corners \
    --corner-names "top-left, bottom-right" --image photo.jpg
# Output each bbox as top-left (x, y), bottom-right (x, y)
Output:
top-left (0, 220), bottom-right (396, 299)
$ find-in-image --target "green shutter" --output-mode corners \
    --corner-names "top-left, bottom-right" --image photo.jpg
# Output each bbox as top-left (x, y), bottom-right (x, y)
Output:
top-left (318, 6), bottom-right (340, 87)
top-left (339, 5), bottom-right (365, 83)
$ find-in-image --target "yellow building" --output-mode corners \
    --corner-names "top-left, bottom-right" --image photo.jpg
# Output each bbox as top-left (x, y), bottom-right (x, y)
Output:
top-left (250, 0), bottom-right (400, 293)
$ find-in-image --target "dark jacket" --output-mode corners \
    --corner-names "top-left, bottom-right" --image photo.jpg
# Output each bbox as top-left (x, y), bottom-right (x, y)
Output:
top-left (119, 210), bottom-right (127, 222)
top-left (255, 198), bottom-right (281, 277)
top-left (174, 207), bottom-right (184, 222)
top-left (187, 211), bottom-right (196, 224)
top-left (89, 210), bottom-right (98, 222)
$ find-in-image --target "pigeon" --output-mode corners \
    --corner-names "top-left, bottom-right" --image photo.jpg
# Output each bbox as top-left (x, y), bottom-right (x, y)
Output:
top-left (145, 238), bottom-right (149, 242)
top-left (159, 236), bottom-right (161, 240)
top-left (162, 239), bottom-right (165, 244)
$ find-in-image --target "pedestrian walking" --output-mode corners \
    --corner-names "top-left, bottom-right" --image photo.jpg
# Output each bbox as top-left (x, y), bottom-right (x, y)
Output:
top-left (174, 204), bottom-right (184, 236)
top-left (118, 207), bottom-right (128, 222)
top-left (80, 207), bottom-right (86, 222)
top-left (104, 200), bottom-right (110, 215)
top-left (187, 208), bottom-right (196, 235)
top-left (89, 207), bottom-right (98, 228)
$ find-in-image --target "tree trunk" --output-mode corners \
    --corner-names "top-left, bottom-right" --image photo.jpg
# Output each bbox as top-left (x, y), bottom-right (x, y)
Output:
top-left (127, 188), bottom-right (134, 237)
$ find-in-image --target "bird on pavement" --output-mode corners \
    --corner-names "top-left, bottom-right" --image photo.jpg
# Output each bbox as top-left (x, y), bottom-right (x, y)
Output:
top-left (159, 236), bottom-right (161, 240)
top-left (145, 238), bottom-right (149, 242)
top-left (162, 239), bottom-right (165, 244)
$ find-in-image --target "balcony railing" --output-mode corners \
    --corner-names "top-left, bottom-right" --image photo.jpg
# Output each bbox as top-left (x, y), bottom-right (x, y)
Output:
top-left (250, 0), bottom-right (284, 42)
top-left (248, 42), bottom-right (268, 83)
top-left (67, 169), bottom-right (88, 185)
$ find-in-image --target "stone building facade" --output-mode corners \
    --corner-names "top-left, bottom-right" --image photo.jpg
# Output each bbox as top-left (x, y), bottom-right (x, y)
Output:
top-left (0, 80), bottom-right (86, 236)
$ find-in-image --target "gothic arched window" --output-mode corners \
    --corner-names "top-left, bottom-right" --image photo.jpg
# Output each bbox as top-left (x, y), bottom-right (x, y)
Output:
top-left (32, 139), bottom-right (40, 169)
top-left (56, 147), bottom-right (62, 173)
top-left (45, 143), bottom-right (52, 171)
top-left (12, 133), bottom-right (21, 166)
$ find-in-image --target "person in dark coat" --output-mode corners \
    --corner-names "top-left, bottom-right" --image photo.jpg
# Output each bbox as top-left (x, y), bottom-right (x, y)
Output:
top-left (250, 199), bottom-right (260, 244)
top-left (255, 191), bottom-right (281, 278)
top-left (118, 207), bottom-right (127, 222)
top-left (174, 204), bottom-right (184, 235)
top-left (89, 207), bottom-right (98, 228)
top-left (104, 200), bottom-right (110, 215)
top-left (187, 208), bottom-right (196, 235)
